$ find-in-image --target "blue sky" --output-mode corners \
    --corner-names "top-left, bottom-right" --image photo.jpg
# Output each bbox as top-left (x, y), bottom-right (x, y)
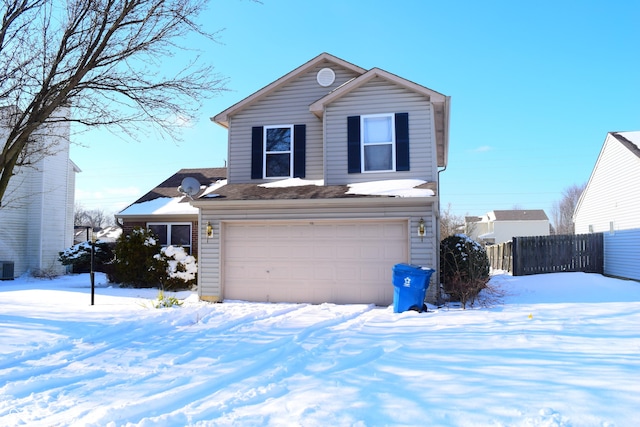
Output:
top-left (72, 0), bottom-right (640, 221)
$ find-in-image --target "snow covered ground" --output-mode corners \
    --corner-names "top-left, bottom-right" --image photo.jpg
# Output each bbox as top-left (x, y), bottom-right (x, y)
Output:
top-left (1, 272), bottom-right (639, 427)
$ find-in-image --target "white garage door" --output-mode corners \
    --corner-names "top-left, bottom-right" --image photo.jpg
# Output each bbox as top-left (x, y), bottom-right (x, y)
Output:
top-left (223, 220), bottom-right (408, 306)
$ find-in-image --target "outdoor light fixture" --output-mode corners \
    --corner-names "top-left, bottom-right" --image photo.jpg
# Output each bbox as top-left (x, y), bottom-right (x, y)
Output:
top-left (206, 221), bottom-right (213, 238)
top-left (418, 218), bottom-right (425, 241)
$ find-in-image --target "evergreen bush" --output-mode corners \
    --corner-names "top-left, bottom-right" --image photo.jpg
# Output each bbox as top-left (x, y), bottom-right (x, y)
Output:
top-left (440, 234), bottom-right (490, 309)
top-left (111, 227), bottom-right (164, 287)
top-left (59, 240), bottom-right (115, 273)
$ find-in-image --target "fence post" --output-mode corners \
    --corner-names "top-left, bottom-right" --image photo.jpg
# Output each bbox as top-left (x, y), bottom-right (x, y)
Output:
top-left (512, 237), bottom-right (519, 276)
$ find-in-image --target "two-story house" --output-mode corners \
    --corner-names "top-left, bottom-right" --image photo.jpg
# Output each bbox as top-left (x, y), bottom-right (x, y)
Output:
top-left (189, 53), bottom-right (450, 305)
top-left (465, 209), bottom-right (550, 245)
top-left (0, 105), bottom-right (78, 278)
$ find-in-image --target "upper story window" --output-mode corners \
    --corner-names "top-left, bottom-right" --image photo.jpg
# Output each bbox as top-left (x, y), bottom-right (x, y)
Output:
top-left (348, 113), bottom-right (410, 174)
top-left (147, 222), bottom-right (192, 254)
top-left (264, 125), bottom-right (293, 178)
top-left (251, 125), bottom-right (306, 180)
top-left (362, 114), bottom-right (395, 172)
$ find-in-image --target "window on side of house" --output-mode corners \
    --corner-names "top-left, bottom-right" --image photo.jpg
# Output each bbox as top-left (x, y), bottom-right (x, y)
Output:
top-left (264, 125), bottom-right (293, 178)
top-left (361, 114), bottom-right (395, 172)
top-left (147, 223), bottom-right (192, 254)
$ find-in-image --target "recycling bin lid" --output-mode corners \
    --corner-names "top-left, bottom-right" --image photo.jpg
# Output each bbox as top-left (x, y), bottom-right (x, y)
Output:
top-left (393, 263), bottom-right (434, 274)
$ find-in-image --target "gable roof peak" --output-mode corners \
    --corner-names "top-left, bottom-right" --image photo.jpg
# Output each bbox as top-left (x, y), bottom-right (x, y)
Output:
top-left (610, 131), bottom-right (640, 156)
top-left (212, 52), bottom-right (367, 127)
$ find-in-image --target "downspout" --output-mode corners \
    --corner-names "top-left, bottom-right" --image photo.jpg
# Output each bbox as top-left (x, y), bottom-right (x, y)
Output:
top-left (435, 164), bottom-right (447, 305)
top-left (38, 158), bottom-right (45, 272)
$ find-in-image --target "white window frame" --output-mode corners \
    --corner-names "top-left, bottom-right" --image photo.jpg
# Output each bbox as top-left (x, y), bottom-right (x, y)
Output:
top-left (360, 113), bottom-right (396, 173)
top-left (147, 222), bottom-right (192, 253)
top-left (263, 124), bottom-right (294, 179)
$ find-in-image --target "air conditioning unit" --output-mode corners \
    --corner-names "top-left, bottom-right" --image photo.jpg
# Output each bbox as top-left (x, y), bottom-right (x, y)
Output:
top-left (0, 261), bottom-right (14, 280)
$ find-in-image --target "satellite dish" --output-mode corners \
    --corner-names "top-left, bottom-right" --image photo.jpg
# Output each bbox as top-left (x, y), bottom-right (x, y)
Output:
top-left (178, 176), bottom-right (201, 199)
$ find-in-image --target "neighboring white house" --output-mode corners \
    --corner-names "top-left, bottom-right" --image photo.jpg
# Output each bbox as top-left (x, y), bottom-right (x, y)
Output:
top-left (574, 131), bottom-right (640, 234)
top-left (573, 131), bottom-right (640, 281)
top-left (465, 210), bottom-right (550, 245)
top-left (0, 106), bottom-right (78, 278)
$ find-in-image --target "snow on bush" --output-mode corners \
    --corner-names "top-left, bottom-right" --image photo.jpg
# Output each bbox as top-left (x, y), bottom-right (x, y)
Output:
top-left (154, 245), bottom-right (197, 291)
top-left (113, 227), bottom-right (197, 291)
top-left (59, 240), bottom-right (114, 273)
top-left (440, 233), bottom-right (490, 309)
top-left (112, 227), bottom-right (163, 287)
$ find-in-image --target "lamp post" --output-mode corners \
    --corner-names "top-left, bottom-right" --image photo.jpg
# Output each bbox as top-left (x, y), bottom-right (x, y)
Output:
top-left (90, 228), bottom-right (96, 306)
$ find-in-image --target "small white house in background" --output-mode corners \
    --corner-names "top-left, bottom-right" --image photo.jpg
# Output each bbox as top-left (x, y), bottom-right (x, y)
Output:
top-left (574, 131), bottom-right (640, 281)
top-left (465, 210), bottom-right (550, 245)
top-left (0, 106), bottom-right (78, 278)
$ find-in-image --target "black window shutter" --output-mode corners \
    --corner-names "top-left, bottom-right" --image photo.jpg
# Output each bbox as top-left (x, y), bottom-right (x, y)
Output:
top-left (347, 116), bottom-right (361, 173)
top-left (293, 124), bottom-right (306, 178)
top-left (251, 126), bottom-right (264, 179)
top-left (395, 113), bottom-right (410, 171)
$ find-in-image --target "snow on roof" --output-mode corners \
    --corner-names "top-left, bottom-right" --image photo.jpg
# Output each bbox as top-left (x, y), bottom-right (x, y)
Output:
top-left (119, 196), bottom-right (197, 216)
top-left (95, 226), bottom-right (122, 242)
top-left (200, 179), bottom-right (229, 198)
top-left (617, 131), bottom-right (640, 150)
top-left (346, 179), bottom-right (434, 197)
top-left (259, 178), bottom-right (324, 188)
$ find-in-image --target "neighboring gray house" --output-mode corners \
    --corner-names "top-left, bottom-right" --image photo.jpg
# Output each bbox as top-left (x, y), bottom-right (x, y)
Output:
top-left (465, 210), bottom-right (550, 245)
top-left (190, 52), bottom-right (450, 305)
top-left (574, 131), bottom-right (640, 281)
top-left (116, 168), bottom-right (227, 257)
top-left (0, 106), bottom-right (78, 278)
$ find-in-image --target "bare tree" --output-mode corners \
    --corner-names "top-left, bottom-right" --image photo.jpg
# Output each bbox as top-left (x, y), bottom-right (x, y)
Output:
top-left (0, 0), bottom-right (231, 204)
top-left (440, 203), bottom-right (466, 241)
top-left (551, 183), bottom-right (587, 235)
top-left (74, 204), bottom-right (113, 228)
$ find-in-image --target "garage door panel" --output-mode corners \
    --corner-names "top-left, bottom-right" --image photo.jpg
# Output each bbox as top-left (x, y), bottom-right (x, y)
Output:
top-left (223, 220), bottom-right (408, 305)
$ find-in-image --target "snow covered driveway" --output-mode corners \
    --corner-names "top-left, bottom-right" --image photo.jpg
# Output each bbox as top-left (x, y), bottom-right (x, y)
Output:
top-left (1, 272), bottom-right (639, 426)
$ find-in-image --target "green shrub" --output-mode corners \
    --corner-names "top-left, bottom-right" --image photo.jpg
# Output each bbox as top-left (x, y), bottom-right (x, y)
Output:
top-left (59, 241), bottom-right (115, 273)
top-left (440, 234), bottom-right (490, 309)
top-left (152, 290), bottom-right (183, 308)
top-left (111, 227), bottom-right (164, 287)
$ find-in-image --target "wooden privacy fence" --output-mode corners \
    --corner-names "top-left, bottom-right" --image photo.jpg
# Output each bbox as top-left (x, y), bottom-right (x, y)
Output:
top-left (487, 233), bottom-right (603, 276)
top-left (486, 241), bottom-right (512, 272)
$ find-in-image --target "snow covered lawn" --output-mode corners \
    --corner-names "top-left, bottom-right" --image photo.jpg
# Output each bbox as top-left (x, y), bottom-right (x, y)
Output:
top-left (1, 272), bottom-right (639, 426)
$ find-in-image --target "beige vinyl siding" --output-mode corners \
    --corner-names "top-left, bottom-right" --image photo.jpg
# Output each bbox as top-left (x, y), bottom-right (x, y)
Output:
top-left (196, 199), bottom-right (437, 303)
top-left (575, 135), bottom-right (640, 233)
top-left (227, 64), bottom-right (362, 184)
top-left (325, 77), bottom-right (437, 185)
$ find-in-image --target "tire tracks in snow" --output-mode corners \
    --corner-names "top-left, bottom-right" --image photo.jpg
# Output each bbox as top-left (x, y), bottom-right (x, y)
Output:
top-left (78, 303), bottom-right (378, 426)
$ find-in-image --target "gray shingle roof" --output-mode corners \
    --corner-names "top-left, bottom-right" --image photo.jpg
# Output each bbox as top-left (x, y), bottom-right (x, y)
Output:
top-left (201, 181), bottom-right (437, 201)
top-left (133, 168), bottom-right (227, 204)
top-left (492, 210), bottom-right (548, 221)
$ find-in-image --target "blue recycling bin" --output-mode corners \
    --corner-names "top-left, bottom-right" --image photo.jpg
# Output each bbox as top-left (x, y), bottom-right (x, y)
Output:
top-left (392, 263), bottom-right (435, 313)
